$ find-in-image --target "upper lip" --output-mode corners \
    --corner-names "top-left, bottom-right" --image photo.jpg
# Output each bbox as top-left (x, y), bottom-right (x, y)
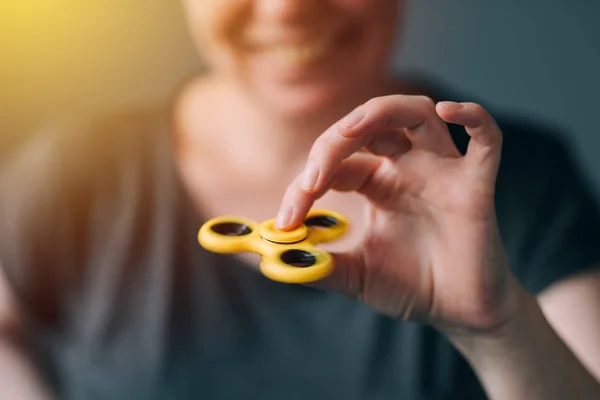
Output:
top-left (243, 28), bottom-right (340, 49)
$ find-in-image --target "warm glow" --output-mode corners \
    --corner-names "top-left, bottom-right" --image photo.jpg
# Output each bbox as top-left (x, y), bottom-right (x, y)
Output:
top-left (0, 1), bottom-right (199, 138)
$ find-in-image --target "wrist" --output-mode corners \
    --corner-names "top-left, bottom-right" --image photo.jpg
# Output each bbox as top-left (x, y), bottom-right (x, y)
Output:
top-left (442, 280), bottom-right (600, 399)
top-left (447, 283), bottom-right (542, 365)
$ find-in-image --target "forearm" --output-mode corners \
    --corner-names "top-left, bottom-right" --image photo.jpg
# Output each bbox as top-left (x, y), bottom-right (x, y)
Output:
top-left (450, 289), bottom-right (600, 400)
top-left (0, 329), bottom-right (53, 400)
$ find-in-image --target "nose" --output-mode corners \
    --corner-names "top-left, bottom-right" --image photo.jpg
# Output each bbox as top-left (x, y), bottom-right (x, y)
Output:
top-left (254, 0), bottom-right (318, 22)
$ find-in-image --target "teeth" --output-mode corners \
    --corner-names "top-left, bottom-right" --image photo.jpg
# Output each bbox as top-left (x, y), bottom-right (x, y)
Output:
top-left (265, 39), bottom-right (330, 64)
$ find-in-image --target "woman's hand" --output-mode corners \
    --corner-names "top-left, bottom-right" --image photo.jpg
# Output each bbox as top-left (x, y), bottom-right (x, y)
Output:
top-left (275, 95), bottom-right (527, 336)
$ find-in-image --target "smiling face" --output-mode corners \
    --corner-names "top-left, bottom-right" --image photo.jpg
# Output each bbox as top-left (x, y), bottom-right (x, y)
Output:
top-left (183, 0), bottom-right (402, 118)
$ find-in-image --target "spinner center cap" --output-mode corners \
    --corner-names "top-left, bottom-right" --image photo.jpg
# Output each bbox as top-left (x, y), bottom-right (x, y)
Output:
top-left (259, 219), bottom-right (308, 244)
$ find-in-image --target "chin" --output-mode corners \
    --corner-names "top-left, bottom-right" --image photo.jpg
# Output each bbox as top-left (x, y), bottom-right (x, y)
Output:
top-left (248, 78), bottom-right (358, 122)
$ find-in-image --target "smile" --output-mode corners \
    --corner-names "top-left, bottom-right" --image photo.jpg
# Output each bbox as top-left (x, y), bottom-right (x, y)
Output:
top-left (267, 40), bottom-right (330, 64)
top-left (255, 36), bottom-right (335, 65)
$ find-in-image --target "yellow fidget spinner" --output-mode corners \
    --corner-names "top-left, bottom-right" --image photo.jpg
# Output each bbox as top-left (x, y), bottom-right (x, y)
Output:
top-left (198, 209), bottom-right (349, 283)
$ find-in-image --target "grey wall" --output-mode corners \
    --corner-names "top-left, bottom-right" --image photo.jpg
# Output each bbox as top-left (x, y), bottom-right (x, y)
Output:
top-left (396, 0), bottom-right (600, 188)
top-left (2, 1), bottom-right (599, 187)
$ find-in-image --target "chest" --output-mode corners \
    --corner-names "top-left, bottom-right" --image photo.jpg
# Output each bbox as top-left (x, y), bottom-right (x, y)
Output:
top-left (48, 174), bottom-right (486, 400)
top-left (63, 268), bottom-right (483, 400)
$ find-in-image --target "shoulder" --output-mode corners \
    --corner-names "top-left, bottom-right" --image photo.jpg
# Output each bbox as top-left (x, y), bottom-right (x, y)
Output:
top-left (0, 106), bottom-right (169, 323)
top-left (490, 115), bottom-right (600, 292)
top-left (413, 73), bottom-right (600, 291)
top-left (490, 113), bottom-right (595, 219)
top-left (494, 114), bottom-right (582, 184)
top-left (406, 73), bottom-right (587, 181)
top-left (1, 106), bottom-right (168, 192)
top-left (0, 107), bottom-right (168, 246)
top-left (412, 73), bottom-right (595, 205)
top-left (6, 105), bottom-right (169, 182)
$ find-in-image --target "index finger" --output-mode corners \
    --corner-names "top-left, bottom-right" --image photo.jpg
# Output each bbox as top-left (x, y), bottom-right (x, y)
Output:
top-left (275, 95), bottom-right (450, 230)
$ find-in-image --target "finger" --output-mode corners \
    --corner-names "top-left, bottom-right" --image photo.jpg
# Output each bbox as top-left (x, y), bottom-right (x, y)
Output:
top-left (276, 95), bottom-right (456, 229)
top-left (328, 153), bottom-right (382, 193)
top-left (275, 155), bottom-right (379, 230)
top-left (276, 148), bottom-right (401, 230)
top-left (364, 129), bottom-right (412, 158)
top-left (340, 95), bottom-right (458, 155)
top-left (435, 101), bottom-right (503, 177)
top-left (313, 95), bottom-right (456, 190)
top-left (328, 153), bottom-right (400, 208)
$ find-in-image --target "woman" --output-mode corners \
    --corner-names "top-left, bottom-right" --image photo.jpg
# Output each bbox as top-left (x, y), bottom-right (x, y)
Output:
top-left (1, 1), bottom-right (600, 399)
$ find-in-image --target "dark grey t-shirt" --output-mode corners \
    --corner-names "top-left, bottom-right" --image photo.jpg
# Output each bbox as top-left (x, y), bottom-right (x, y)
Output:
top-left (2, 97), bottom-right (600, 399)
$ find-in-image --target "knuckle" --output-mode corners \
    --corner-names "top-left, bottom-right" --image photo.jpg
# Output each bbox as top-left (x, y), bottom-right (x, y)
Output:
top-left (364, 96), bottom-right (383, 109)
top-left (417, 95), bottom-right (436, 108)
top-left (289, 177), bottom-right (300, 191)
top-left (495, 127), bottom-right (504, 143)
top-left (293, 176), bottom-right (315, 195)
top-left (314, 136), bottom-right (334, 153)
top-left (466, 102), bottom-right (489, 120)
top-left (364, 96), bottom-right (396, 123)
top-left (314, 137), bottom-right (341, 162)
top-left (294, 181), bottom-right (310, 194)
top-left (364, 94), bottom-right (403, 109)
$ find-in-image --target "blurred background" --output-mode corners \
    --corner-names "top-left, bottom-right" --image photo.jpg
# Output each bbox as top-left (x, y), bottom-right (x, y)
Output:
top-left (1, 1), bottom-right (599, 189)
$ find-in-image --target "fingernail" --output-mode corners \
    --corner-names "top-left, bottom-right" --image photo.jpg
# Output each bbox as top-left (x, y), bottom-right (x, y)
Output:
top-left (438, 101), bottom-right (463, 111)
top-left (338, 108), bottom-right (366, 135)
top-left (276, 206), bottom-right (293, 229)
top-left (300, 158), bottom-right (320, 190)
